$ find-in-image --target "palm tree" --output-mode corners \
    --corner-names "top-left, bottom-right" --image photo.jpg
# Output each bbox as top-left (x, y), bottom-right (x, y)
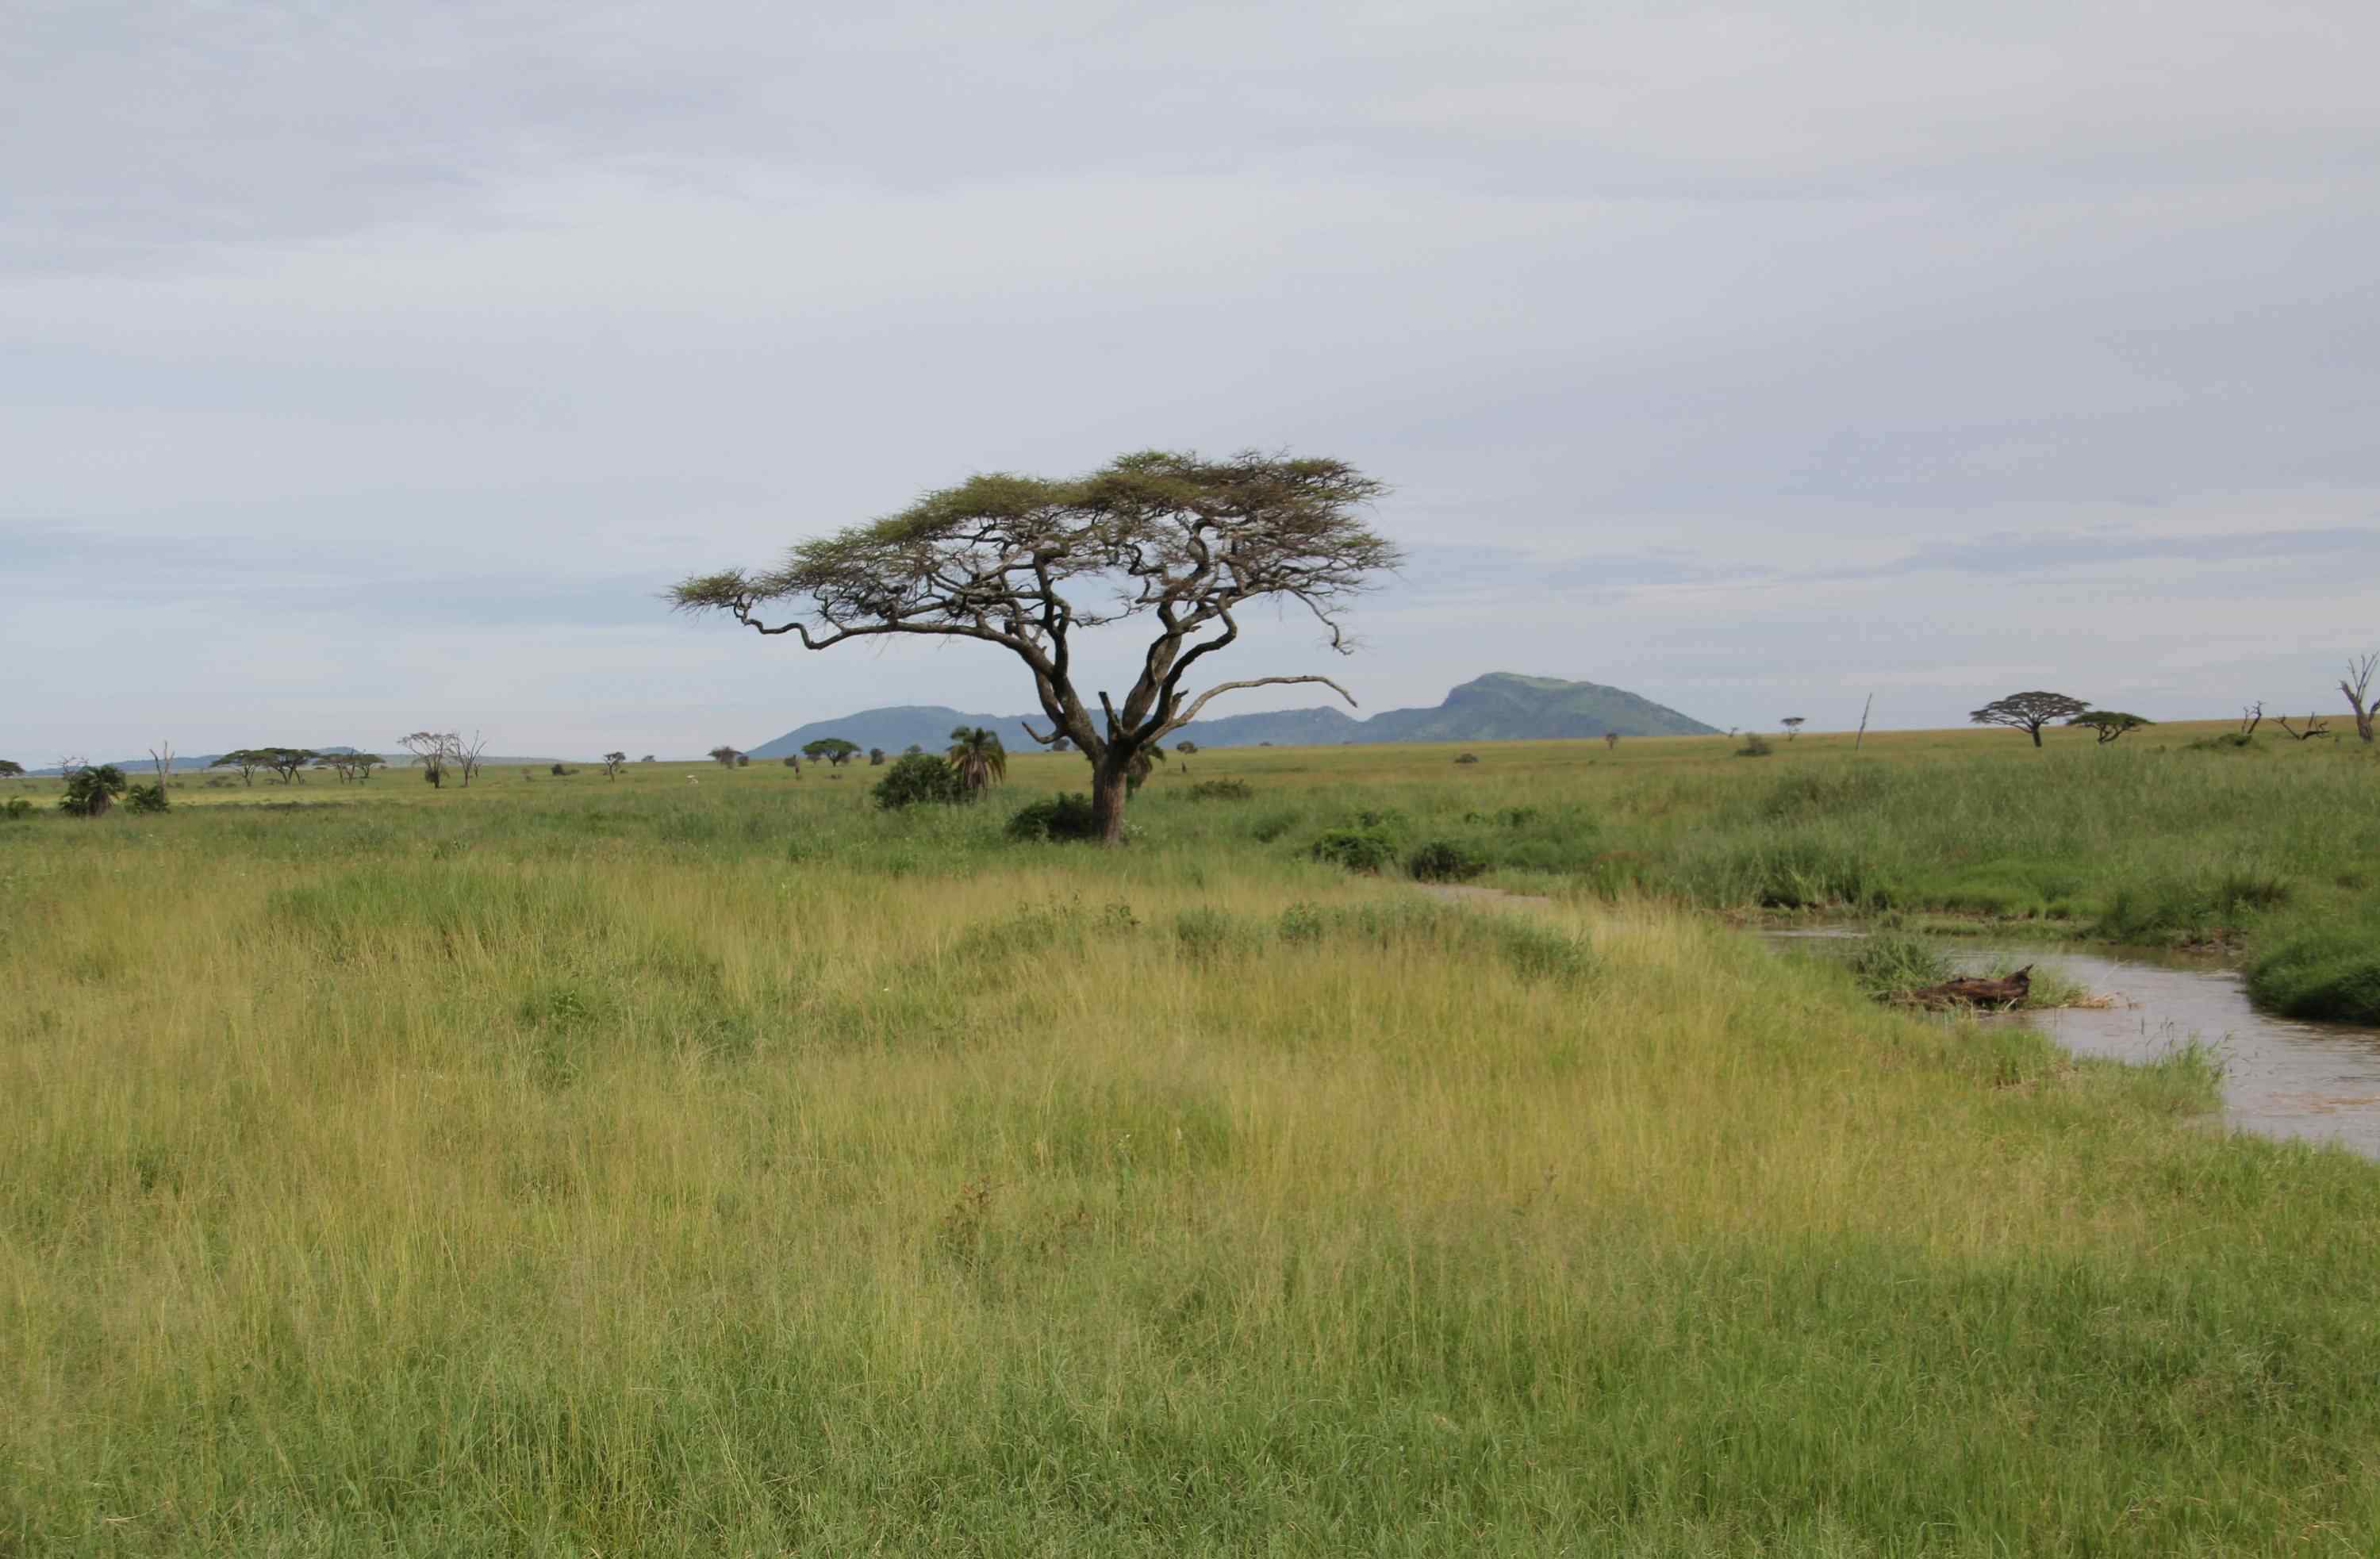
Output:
top-left (946, 727), bottom-right (1008, 799)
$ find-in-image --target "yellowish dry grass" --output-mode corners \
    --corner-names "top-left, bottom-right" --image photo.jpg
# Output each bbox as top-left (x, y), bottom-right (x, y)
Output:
top-left (4, 740), bottom-right (2378, 1553)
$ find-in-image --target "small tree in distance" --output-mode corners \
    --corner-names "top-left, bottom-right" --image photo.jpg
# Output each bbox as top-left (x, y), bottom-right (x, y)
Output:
top-left (60, 764), bottom-right (128, 817)
top-left (869, 747), bottom-right (886, 766)
top-left (601, 751), bottom-right (627, 779)
top-left (946, 727), bottom-right (1008, 799)
top-left (2344, 654), bottom-right (2377, 743)
top-left (1604, 732), bottom-right (1619, 750)
top-left (1970, 692), bottom-right (2088, 747)
top-left (802, 738), bottom-right (860, 766)
top-left (708, 746), bottom-right (741, 767)
top-left (0, 760), bottom-right (22, 779)
top-left (400, 732), bottom-right (459, 787)
top-left (2067, 712), bottom-right (2151, 746)
top-left (1781, 718), bottom-right (1806, 741)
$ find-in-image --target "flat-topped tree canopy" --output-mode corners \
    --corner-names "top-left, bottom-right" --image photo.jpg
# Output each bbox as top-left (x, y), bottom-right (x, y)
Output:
top-left (1971, 691), bottom-right (2089, 747)
top-left (672, 449), bottom-right (1399, 842)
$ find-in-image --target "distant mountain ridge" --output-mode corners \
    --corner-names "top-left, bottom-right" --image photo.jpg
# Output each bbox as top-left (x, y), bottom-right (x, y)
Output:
top-left (747, 673), bottom-right (1716, 757)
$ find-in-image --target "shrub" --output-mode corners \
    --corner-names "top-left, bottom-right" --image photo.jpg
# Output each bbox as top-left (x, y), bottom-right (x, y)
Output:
top-left (1004, 793), bottom-right (1103, 842)
top-left (1250, 809), bottom-right (1302, 843)
top-left (1407, 839), bottom-right (1487, 882)
top-left (873, 753), bottom-right (965, 811)
top-left (2185, 732), bottom-right (2262, 752)
top-left (1185, 778), bottom-right (1253, 801)
top-left (1309, 827), bottom-right (1399, 874)
top-left (1454, 752), bottom-right (1480, 764)
top-left (123, 783), bottom-right (170, 814)
top-left (1736, 735), bottom-right (1775, 758)
top-left (2, 796), bottom-right (33, 820)
top-left (1174, 739), bottom-right (1199, 755)
top-left (1841, 934), bottom-right (1952, 999)
top-left (549, 763), bottom-right (572, 777)
top-left (59, 765), bottom-right (127, 817)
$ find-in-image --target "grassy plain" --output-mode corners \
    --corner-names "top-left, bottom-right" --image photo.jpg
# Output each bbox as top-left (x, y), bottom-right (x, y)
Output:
top-left (5, 728), bottom-right (2380, 1554)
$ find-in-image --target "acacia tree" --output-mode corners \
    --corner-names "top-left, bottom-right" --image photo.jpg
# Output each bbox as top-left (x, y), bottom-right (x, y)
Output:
top-left (708, 745), bottom-right (741, 767)
top-left (401, 731), bottom-right (458, 787)
top-left (802, 737), bottom-right (860, 766)
top-left (1970, 692), bottom-right (2088, 747)
top-left (1780, 717), bottom-right (1806, 741)
top-left (455, 732), bottom-right (489, 788)
top-left (211, 750), bottom-right (264, 785)
top-left (671, 451), bottom-right (1399, 843)
top-left (2344, 654), bottom-right (2377, 743)
top-left (2067, 711), bottom-right (2150, 745)
top-left (602, 751), bottom-right (628, 779)
top-left (0, 760), bottom-right (22, 779)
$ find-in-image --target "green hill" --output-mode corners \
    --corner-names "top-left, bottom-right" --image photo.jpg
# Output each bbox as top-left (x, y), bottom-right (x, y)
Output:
top-left (748, 673), bottom-right (1714, 755)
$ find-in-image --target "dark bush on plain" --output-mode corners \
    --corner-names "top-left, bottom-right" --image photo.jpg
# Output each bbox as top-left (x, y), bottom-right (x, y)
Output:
top-left (1309, 827), bottom-right (1399, 874)
top-left (1736, 735), bottom-right (1775, 758)
top-left (1185, 778), bottom-right (1253, 801)
top-left (124, 783), bottom-right (170, 814)
top-left (1004, 793), bottom-right (1103, 842)
top-left (1454, 752), bottom-right (1480, 764)
top-left (1407, 839), bottom-right (1487, 882)
top-left (873, 753), bottom-right (966, 811)
top-left (59, 765), bottom-right (127, 817)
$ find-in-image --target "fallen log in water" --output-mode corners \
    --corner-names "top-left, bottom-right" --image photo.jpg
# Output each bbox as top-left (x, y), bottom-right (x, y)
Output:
top-left (1893, 966), bottom-right (2032, 1010)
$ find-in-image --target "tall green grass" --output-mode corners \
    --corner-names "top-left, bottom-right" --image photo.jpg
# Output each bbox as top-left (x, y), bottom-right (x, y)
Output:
top-left (5, 739), bottom-right (2380, 1552)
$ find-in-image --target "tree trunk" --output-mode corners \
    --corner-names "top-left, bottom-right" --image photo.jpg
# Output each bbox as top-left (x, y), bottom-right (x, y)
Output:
top-left (2029, 724), bottom-right (2044, 747)
top-left (1090, 762), bottom-right (1130, 845)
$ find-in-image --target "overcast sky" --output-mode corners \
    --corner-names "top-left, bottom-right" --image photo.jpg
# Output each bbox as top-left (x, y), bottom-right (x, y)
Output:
top-left (6, 0), bottom-right (2378, 760)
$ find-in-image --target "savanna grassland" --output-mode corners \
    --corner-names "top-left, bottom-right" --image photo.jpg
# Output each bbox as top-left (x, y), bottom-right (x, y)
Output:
top-left (6, 725), bottom-right (2380, 1555)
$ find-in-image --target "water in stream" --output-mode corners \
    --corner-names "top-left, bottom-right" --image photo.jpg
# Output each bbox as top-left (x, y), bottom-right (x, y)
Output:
top-left (1767, 932), bottom-right (2380, 1158)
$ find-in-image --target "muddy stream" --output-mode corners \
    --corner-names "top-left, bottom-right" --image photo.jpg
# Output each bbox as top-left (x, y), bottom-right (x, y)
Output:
top-left (1766, 931), bottom-right (2380, 1157)
top-left (1415, 885), bottom-right (2380, 1156)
